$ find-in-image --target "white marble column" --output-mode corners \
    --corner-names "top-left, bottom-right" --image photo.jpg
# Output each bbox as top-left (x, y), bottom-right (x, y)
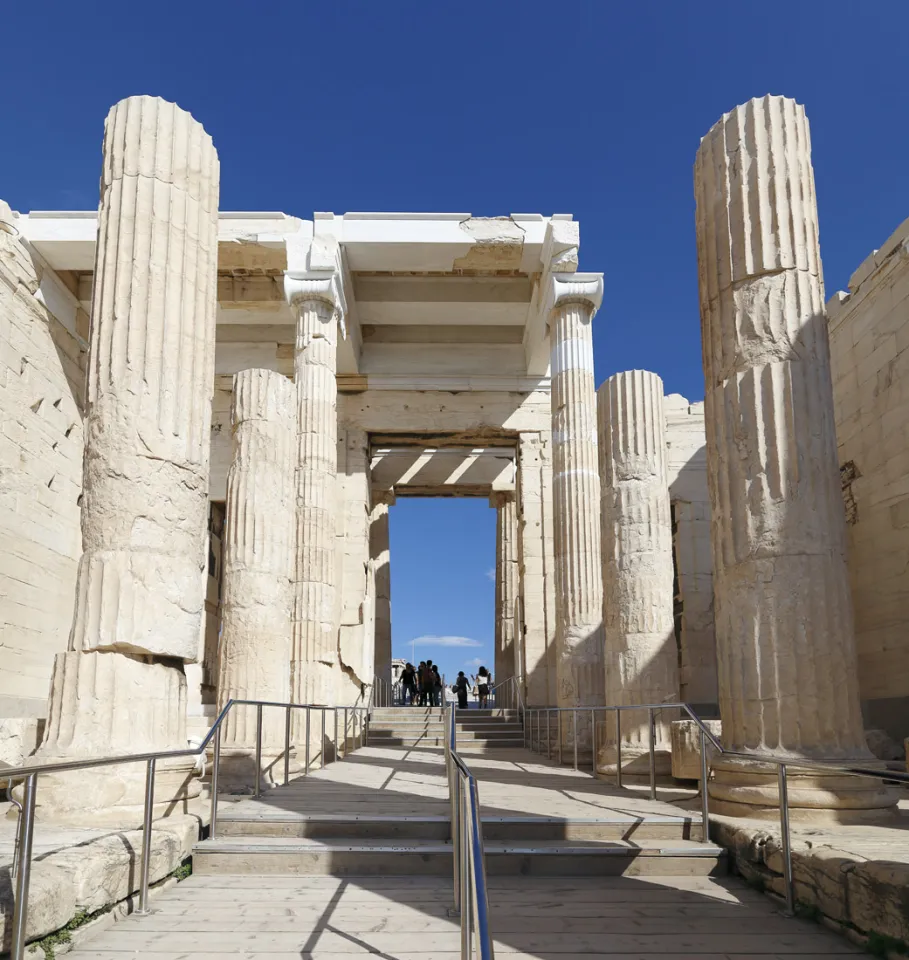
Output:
top-left (32, 96), bottom-right (218, 824)
top-left (549, 274), bottom-right (606, 754)
top-left (596, 370), bottom-right (679, 776)
top-left (285, 277), bottom-right (342, 708)
top-left (491, 492), bottom-right (518, 687)
top-left (695, 95), bottom-right (893, 819)
top-left (370, 494), bottom-right (394, 689)
top-left (217, 369), bottom-right (296, 788)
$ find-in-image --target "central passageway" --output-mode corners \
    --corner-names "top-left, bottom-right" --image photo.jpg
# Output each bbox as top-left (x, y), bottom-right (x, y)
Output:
top-left (69, 710), bottom-right (863, 958)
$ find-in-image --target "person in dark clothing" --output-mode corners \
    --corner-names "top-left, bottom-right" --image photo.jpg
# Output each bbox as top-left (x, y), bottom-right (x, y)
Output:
top-left (420, 660), bottom-right (435, 707)
top-left (432, 665), bottom-right (442, 706)
top-left (416, 661), bottom-right (426, 705)
top-left (401, 662), bottom-right (417, 706)
top-left (453, 671), bottom-right (469, 709)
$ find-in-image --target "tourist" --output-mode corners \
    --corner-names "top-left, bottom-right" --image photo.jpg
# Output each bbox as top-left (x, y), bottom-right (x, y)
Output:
top-left (474, 666), bottom-right (491, 709)
top-left (416, 661), bottom-right (426, 705)
top-left (453, 671), bottom-right (469, 709)
top-left (432, 664), bottom-right (442, 706)
top-left (420, 660), bottom-right (435, 707)
top-left (401, 662), bottom-right (416, 706)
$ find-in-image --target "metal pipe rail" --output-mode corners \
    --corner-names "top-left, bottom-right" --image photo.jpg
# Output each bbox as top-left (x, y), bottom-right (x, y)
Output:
top-left (488, 676), bottom-right (519, 711)
top-left (520, 701), bottom-right (909, 917)
top-left (3, 698), bottom-right (370, 960)
top-left (444, 705), bottom-right (494, 960)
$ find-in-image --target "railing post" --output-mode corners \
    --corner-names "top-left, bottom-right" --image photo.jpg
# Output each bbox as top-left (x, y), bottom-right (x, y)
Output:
top-left (648, 707), bottom-right (656, 801)
top-left (777, 765), bottom-right (795, 917)
top-left (450, 766), bottom-right (461, 918)
top-left (546, 710), bottom-right (551, 761)
top-left (254, 704), bottom-right (263, 798)
top-left (320, 708), bottom-right (326, 768)
top-left (591, 709), bottom-right (597, 776)
top-left (136, 758), bottom-right (156, 916)
top-left (615, 708), bottom-right (623, 789)
top-left (333, 708), bottom-right (339, 763)
top-left (460, 778), bottom-right (470, 960)
top-left (364, 707), bottom-right (369, 747)
top-left (699, 727), bottom-right (710, 842)
top-left (468, 776), bottom-right (492, 960)
top-left (304, 708), bottom-right (311, 774)
top-left (572, 710), bottom-right (578, 772)
top-left (284, 706), bottom-right (291, 786)
top-left (557, 711), bottom-right (562, 766)
top-left (10, 772), bottom-right (37, 960)
top-left (210, 723), bottom-right (221, 839)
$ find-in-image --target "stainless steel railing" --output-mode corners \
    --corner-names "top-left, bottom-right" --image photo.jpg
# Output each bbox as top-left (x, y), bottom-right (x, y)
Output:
top-left (520, 700), bottom-right (909, 917)
top-left (444, 704), bottom-right (494, 960)
top-left (3, 697), bottom-right (369, 960)
top-left (488, 676), bottom-right (519, 711)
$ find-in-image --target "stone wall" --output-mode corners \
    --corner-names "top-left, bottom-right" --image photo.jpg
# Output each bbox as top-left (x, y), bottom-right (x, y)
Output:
top-left (0, 205), bottom-right (88, 719)
top-left (663, 395), bottom-right (716, 709)
top-left (828, 216), bottom-right (909, 742)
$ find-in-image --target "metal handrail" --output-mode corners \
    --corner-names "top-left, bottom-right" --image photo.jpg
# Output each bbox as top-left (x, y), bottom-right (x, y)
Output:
top-left (4, 697), bottom-right (370, 960)
top-left (444, 704), bottom-right (494, 960)
top-left (520, 700), bottom-right (909, 917)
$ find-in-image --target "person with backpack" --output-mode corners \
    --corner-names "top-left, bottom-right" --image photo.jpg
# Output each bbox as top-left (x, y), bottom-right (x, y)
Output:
top-left (453, 671), bottom-right (469, 709)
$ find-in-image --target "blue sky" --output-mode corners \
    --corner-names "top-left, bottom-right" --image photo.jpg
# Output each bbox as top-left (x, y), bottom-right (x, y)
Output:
top-left (4, 2), bottom-right (907, 684)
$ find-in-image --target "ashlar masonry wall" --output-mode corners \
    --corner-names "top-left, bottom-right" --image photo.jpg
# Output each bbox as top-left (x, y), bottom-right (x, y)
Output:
top-left (828, 216), bottom-right (909, 741)
top-left (663, 394), bottom-right (716, 710)
top-left (0, 204), bottom-right (88, 719)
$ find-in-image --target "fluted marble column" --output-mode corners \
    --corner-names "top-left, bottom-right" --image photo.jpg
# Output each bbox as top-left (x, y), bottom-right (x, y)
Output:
top-left (549, 274), bottom-right (606, 754)
top-left (491, 493), bottom-right (518, 687)
top-left (695, 95), bottom-right (893, 819)
top-left (371, 494), bottom-right (394, 689)
top-left (596, 370), bottom-right (679, 776)
top-left (217, 369), bottom-right (296, 788)
top-left (33, 96), bottom-right (219, 823)
top-left (285, 277), bottom-right (341, 708)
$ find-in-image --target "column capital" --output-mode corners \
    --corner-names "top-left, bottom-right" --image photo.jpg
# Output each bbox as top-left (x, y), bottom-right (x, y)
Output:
top-left (489, 491), bottom-right (515, 509)
top-left (373, 490), bottom-right (397, 508)
top-left (285, 269), bottom-right (346, 314)
top-left (548, 272), bottom-right (604, 317)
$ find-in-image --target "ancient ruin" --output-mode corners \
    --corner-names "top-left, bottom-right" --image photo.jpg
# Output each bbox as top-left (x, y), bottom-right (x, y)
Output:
top-left (0, 92), bottom-right (905, 845)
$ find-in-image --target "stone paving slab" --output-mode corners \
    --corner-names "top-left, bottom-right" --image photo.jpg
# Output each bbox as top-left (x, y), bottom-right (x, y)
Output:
top-left (67, 875), bottom-right (861, 957)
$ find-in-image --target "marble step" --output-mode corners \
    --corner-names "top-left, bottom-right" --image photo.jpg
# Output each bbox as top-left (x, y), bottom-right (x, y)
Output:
top-left (193, 836), bottom-right (725, 877)
top-left (213, 813), bottom-right (701, 842)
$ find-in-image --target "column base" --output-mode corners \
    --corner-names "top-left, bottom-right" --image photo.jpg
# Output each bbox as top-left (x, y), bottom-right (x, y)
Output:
top-left (708, 756), bottom-right (899, 824)
top-left (216, 747), bottom-right (302, 793)
top-left (596, 743), bottom-right (673, 777)
top-left (16, 756), bottom-right (201, 827)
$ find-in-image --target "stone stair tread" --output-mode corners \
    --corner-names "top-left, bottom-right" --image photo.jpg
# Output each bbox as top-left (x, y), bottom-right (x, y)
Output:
top-left (196, 837), bottom-right (721, 856)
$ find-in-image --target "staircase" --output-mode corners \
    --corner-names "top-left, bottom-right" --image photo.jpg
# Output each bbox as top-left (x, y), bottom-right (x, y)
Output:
top-left (455, 708), bottom-right (524, 750)
top-left (68, 715), bottom-right (860, 958)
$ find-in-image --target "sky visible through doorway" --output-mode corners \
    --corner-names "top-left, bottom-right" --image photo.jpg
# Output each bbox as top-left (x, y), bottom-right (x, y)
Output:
top-left (2, 2), bottom-right (907, 681)
top-left (389, 499), bottom-right (495, 689)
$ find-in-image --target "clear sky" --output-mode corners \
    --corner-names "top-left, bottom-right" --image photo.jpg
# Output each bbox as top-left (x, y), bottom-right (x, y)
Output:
top-left (4, 2), bottom-right (907, 686)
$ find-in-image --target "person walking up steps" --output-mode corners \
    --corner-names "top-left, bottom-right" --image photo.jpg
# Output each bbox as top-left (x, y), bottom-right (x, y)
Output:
top-left (453, 671), bottom-right (469, 709)
top-left (420, 660), bottom-right (435, 707)
top-left (474, 665), bottom-right (491, 709)
top-left (432, 664), bottom-right (442, 706)
top-left (401, 662), bottom-right (416, 706)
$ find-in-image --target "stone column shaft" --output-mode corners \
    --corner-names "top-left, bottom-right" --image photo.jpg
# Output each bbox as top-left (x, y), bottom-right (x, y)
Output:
top-left (695, 95), bottom-right (891, 818)
top-left (492, 493), bottom-right (518, 686)
top-left (549, 275), bottom-right (606, 752)
top-left (34, 96), bottom-right (218, 823)
top-left (371, 496), bottom-right (393, 688)
top-left (217, 369), bottom-right (295, 785)
top-left (290, 292), bottom-right (339, 706)
top-left (597, 370), bottom-right (679, 775)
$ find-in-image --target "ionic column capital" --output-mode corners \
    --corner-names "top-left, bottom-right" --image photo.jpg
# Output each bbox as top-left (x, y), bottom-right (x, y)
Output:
top-left (547, 273), bottom-right (604, 318)
top-left (284, 270), bottom-right (347, 335)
